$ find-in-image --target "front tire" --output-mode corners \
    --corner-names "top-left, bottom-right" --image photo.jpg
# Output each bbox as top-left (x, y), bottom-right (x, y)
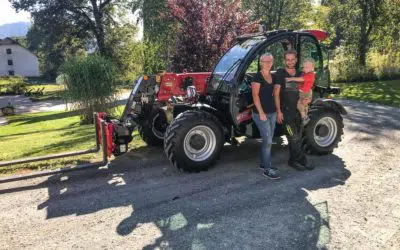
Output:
top-left (304, 110), bottom-right (344, 155)
top-left (164, 110), bottom-right (224, 172)
top-left (138, 108), bottom-right (168, 146)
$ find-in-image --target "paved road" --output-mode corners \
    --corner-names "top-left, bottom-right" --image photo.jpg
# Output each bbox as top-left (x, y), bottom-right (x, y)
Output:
top-left (0, 91), bottom-right (130, 125)
top-left (0, 100), bottom-right (399, 249)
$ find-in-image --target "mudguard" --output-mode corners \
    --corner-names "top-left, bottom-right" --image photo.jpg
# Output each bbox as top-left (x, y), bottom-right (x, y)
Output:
top-left (311, 99), bottom-right (347, 115)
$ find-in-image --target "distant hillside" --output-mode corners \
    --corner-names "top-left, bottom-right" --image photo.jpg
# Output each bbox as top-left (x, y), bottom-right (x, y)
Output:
top-left (0, 22), bottom-right (30, 38)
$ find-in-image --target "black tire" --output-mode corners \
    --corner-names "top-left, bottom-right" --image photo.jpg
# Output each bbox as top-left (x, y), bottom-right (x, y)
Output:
top-left (304, 109), bottom-right (344, 155)
top-left (164, 110), bottom-right (224, 172)
top-left (138, 108), bottom-right (168, 146)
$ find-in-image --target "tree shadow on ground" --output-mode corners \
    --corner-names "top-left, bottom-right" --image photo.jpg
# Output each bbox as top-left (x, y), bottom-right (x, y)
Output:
top-left (0, 142), bottom-right (350, 249)
top-left (338, 99), bottom-right (400, 140)
top-left (8, 110), bottom-right (80, 125)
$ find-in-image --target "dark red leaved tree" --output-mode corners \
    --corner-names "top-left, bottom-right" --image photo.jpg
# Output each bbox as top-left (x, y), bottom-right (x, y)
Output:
top-left (167, 0), bottom-right (258, 72)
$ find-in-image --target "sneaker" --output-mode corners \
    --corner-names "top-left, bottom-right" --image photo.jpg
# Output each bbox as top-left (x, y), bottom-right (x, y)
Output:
top-left (259, 165), bottom-right (277, 171)
top-left (263, 168), bottom-right (280, 179)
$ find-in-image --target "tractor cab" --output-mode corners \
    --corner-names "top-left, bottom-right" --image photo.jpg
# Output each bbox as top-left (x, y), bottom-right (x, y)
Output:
top-left (205, 30), bottom-right (338, 138)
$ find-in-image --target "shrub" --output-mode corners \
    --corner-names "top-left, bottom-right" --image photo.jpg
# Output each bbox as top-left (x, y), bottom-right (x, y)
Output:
top-left (0, 102), bottom-right (15, 116)
top-left (60, 55), bottom-right (118, 124)
top-left (5, 76), bottom-right (28, 95)
top-left (330, 47), bottom-right (400, 83)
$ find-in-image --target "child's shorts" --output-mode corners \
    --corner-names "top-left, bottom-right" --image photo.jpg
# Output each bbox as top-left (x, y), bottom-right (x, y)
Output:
top-left (299, 91), bottom-right (312, 101)
top-left (297, 91), bottom-right (312, 114)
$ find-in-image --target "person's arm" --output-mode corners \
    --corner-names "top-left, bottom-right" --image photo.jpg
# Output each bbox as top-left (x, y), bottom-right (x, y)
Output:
top-left (251, 82), bottom-right (267, 121)
top-left (285, 76), bottom-right (304, 82)
top-left (274, 84), bottom-right (283, 124)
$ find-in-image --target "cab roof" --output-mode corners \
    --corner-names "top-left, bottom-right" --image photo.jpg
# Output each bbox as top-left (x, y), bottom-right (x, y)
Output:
top-left (236, 29), bottom-right (328, 42)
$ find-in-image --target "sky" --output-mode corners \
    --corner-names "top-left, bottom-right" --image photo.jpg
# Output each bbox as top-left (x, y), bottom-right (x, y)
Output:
top-left (0, 0), bottom-right (31, 25)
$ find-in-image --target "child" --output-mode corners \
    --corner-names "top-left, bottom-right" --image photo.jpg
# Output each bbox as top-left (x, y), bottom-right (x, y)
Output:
top-left (285, 59), bottom-right (315, 124)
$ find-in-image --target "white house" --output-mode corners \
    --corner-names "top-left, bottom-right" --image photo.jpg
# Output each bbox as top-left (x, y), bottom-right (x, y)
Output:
top-left (0, 37), bottom-right (40, 77)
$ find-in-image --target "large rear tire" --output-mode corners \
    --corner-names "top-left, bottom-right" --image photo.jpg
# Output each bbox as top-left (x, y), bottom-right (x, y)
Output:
top-left (164, 110), bottom-right (224, 172)
top-left (304, 110), bottom-right (344, 155)
top-left (138, 108), bottom-right (168, 146)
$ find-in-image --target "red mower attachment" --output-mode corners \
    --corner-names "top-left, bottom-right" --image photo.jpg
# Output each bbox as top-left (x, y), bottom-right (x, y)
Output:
top-left (96, 112), bottom-right (133, 157)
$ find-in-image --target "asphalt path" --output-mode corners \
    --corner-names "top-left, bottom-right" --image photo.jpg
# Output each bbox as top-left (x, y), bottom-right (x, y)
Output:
top-left (0, 99), bottom-right (399, 249)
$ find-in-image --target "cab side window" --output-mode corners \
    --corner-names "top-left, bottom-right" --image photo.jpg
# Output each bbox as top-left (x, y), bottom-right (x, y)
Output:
top-left (245, 55), bottom-right (259, 74)
top-left (299, 36), bottom-right (322, 70)
top-left (264, 36), bottom-right (296, 71)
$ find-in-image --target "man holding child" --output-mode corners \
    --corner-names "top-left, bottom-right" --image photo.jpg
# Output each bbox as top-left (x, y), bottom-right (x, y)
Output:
top-left (273, 50), bottom-right (314, 171)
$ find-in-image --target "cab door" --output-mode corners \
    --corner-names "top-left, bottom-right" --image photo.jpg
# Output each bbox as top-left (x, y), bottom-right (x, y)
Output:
top-left (231, 35), bottom-right (296, 137)
top-left (298, 35), bottom-right (329, 99)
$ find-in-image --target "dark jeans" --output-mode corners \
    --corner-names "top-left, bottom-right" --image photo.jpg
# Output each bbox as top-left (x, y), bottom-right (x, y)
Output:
top-left (252, 112), bottom-right (277, 168)
top-left (283, 113), bottom-right (308, 166)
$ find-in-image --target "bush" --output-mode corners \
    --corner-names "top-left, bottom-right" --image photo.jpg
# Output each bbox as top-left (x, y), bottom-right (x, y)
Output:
top-left (368, 50), bottom-right (400, 80)
top-left (0, 102), bottom-right (15, 116)
top-left (4, 76), bottom-right (28, 95)
top-left (60, 55), bottom-right (118, 124)
top-left (330, 47), bottom-right (400, 83)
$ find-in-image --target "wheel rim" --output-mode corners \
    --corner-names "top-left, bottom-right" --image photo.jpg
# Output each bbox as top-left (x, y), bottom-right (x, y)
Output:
top-left (313, 116), bottom-right (338, 147)
top-left (183, 125), bottom-right (216, 162)
top-left (152, 111), bottom-right (168, 139)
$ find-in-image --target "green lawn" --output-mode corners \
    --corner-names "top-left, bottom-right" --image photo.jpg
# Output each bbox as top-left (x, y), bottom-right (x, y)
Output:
top-left (0, 77), bottom-right (65, 101)
top-left (26, 84), bottom-right (65, 102)
top-left (0, 109), bottom-right (144, 175)
top-left (333, 79), bottom-right (400, 107)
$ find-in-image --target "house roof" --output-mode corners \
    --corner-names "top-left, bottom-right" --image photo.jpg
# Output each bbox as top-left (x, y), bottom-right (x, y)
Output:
top-left (0, 37), bottom-right (19, 45)
top-left (0, 37), bottom-right (38, 57)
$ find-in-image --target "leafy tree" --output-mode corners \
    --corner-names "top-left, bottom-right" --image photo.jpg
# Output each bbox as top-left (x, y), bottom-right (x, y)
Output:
top-left (10, 0), bottom-right (131, 56)
top-left (105, 22), bottom-right (147, 82)
top-left (132, 0), bottom-right (175, 73)
top-left (326, 0), bottom-right (385, 66)
top-left (25, 23), bottom-right (86, 80)
top-left (167, 0), bottom-right (258, 72)
top-left (242, 0), bottom-right (312, 31)
top-left (370, 0), bottom-right (400, 53)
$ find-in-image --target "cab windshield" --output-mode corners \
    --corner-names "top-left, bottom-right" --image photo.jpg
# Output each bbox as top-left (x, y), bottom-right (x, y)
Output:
top-left (209, 37), bottom-right (264, 90)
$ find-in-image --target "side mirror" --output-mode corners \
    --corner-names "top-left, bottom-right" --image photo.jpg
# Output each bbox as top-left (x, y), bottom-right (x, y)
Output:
top-left (186, 86), bottom-right (197, 99)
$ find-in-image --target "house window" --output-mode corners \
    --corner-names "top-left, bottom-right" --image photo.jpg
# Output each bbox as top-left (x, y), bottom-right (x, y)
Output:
top-left (6, 48), bottom-right (12, 54)
top-left (8, 70), bottom-right (15, 76)
top-left (8, 60), bottom-right (13, 66)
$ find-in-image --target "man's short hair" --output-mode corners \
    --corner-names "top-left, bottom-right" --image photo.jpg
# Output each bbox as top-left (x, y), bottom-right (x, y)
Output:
top-left (284, 49), bottom-right (297, 59)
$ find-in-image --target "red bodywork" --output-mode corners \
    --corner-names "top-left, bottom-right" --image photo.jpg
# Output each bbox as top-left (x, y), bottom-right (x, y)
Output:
top-left (304, 30), bottom-right (328, 41)
top-left (97, 112), bottom-right (115, 157)
top-left (157, 72), bottom-right (211, 101)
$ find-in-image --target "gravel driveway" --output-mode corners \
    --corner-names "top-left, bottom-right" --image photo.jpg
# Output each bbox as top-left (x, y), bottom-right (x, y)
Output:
top-left (0, 99), bottom-right (399, 249)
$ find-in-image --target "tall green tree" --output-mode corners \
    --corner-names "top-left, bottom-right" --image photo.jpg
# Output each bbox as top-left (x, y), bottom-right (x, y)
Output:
top-left (326, 0), bottom-right (385, 65)
top-left (105, 22), bottom-right (146, 82)
top-left (26, 23), bottom-right (86, 80)
top-left (132, 0), bottom-right (175, 73)
top-left (371, 0), bottom-right (400, 53)
top-left (10, 0), bottom-right (131, 56)
top-left (242, 0), bottom-right (312, 30)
